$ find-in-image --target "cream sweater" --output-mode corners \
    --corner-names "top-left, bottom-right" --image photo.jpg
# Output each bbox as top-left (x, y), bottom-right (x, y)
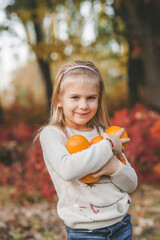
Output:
top-left (40, 125), bottom-right (138, 230)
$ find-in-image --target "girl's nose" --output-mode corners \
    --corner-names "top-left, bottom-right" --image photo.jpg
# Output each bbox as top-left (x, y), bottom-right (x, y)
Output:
top-left (79, 99), bottom-right (88, 109)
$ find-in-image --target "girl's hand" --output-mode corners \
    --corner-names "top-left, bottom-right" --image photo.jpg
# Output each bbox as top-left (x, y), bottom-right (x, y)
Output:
top-left (102, 128), bottom-right (130, 156)
top-left (91, 155), bottom-right (119, 178)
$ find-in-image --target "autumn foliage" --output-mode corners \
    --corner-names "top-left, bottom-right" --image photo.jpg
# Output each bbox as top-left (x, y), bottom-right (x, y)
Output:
top-left (0, 104), bottom-right (160, 202)
top-left (111, 104), bottom-right (160, 183)
top-left (0, 123), bottom-right (55, 203)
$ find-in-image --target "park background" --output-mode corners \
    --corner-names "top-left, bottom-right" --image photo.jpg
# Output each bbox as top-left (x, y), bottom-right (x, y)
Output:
top-left (0, 0), bottom-right (160, 239)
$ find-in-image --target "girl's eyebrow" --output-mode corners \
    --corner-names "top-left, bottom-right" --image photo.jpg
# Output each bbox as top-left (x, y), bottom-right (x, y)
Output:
top-left (88, 94), bottom-right (98, 97)
top-left (69, 93), bottom-right (98, 96)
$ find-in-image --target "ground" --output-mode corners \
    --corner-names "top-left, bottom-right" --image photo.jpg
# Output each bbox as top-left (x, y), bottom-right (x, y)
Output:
top-left (0, 184), bottom-right (160, 240)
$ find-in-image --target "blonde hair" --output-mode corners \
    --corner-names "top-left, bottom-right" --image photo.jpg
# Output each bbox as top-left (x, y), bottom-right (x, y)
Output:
top-left (49, 60), bottom-right (111, 135)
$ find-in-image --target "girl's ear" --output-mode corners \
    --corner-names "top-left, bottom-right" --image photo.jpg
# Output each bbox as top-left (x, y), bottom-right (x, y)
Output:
top-left (58, 95), bottom-right (63, 108)
top-left (57, 101), bottom-right (62, 108)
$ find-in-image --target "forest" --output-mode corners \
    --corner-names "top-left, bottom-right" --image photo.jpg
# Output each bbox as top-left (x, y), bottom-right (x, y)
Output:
top-left (0, 0), bottom-right (160, 239)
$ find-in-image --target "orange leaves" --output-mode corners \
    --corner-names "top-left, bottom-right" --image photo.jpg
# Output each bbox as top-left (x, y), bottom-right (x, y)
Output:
top-left (153, 163), bottom-right (160, 176)
top-left (150, 120), bottom-right (160, 139)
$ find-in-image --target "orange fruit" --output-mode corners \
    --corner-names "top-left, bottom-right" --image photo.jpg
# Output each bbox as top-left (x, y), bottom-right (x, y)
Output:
top-left (79, 136), bottom-right (103, 183)
top-left (105, 126), bottom-right (129, 148)
top-left (66, 135), bottom-right (99, 183)
top-left (66, 135), bottom-right (90, 154)
top-left (90, 136), bottom-right (103, 145)
top-left (79, 173), bottom-right (100, 184)
top-left (90, 133), bottom-right (126, 165)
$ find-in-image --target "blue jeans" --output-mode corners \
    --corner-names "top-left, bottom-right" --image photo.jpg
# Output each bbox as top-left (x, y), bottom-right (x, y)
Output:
top-left (66, 214), bottom-right (132, 240)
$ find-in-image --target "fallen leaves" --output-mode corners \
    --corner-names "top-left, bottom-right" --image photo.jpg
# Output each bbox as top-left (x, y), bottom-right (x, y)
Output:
top-left (0, 200), bottom-right (66, 240)
top-left (129, 184), bottom-right (160, 239)
top-left (0, 184), bottom-right (160, 240)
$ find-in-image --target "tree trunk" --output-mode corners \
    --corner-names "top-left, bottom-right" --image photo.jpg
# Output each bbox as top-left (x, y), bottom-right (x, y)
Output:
top-left (142, 27), bottom-right (160, 110)
top-left (127, 38), bottom-right (145, 107)
top-left (37, 58), bottom-right (53, 109)
top-left (29, 0), bottom-right (53, 111)
top-left (121, 0), bottom-right (160, 110)
top-left (0, 104), bottom-right (3, 124)
top-left (33, 22), bottom-right (53, 110)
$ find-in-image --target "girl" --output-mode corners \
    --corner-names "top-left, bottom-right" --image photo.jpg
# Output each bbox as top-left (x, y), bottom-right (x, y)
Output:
top-left (40, 60), bottom-right (138, 240)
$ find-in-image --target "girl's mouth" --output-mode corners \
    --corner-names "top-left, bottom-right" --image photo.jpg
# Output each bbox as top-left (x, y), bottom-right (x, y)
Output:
top-left (75, 112), bottom-right (90, 116)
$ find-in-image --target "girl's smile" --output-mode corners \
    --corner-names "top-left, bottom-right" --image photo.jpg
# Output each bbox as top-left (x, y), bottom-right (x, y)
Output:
top-left (59, 76), bottom-right (99, 131)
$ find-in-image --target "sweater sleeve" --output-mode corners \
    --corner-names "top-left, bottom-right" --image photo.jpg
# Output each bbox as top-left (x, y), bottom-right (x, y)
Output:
top-left (40, 126), bottom-right (113, 181)
top-left (110, 154), bottom-right (138, 193)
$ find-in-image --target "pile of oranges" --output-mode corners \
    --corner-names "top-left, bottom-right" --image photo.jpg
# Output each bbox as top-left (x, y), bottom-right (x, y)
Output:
top-left (66, 126), bottom-right (129, 184)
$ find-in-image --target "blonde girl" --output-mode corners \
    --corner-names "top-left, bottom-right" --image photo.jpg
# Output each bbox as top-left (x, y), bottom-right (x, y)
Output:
top-left (40, 60), bottom-right (138, 240)
top-left (50, 60), bottom-right (110, 132)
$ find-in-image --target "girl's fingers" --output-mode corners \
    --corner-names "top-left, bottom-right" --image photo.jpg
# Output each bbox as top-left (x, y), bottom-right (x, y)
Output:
top-left (121, 138), bottom-right (131, 144)
top-left (102, 132), bottom-right (110, 138)
top-left (91, 171), bottom-right (102, 178)
top-left (116, 128), bottom-right (125, 136)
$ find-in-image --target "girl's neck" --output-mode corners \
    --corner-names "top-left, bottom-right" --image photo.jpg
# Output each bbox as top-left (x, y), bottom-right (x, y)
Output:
top-left (66, 125), bottom-right (94, 132)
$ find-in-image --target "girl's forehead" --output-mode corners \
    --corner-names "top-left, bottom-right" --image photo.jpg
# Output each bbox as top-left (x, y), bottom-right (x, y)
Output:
top-left (65, 80), bottom-right (98, 94)
top-left (61, 73), bottom-right (99, 89)
top-left (62, 76), bottom-right (99, 94)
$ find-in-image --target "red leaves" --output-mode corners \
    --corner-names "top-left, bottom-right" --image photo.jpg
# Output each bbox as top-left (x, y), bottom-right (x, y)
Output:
top-left (0, 123), bottom-right (32, 143)
top-left (0, 103), bottom-right (160, 203)
top-left (0, 123), bottom-right (55, 203)
top-left (111, 103), bottom-right (160, 183)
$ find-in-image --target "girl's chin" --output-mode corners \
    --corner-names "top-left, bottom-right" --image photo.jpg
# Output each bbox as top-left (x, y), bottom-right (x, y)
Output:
top-left (70, 121), bottom-right (88, 129)
top-left (65, 117), bottom-right (92, 129)
top-left (75, 119), bottom-right (89, 125)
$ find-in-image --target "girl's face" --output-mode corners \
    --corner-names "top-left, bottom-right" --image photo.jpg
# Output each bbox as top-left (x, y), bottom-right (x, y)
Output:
top-left (59, 75), bottom-right (99, 131)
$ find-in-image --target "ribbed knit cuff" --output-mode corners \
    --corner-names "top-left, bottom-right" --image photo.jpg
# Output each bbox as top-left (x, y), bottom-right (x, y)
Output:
top-left (110, 161), bottom-right (125, 178)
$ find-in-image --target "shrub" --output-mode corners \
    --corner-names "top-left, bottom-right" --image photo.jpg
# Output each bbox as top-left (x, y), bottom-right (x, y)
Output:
top-left (0, 103), bottom-right (160, 203)
top-left (111, 104), bottom-right (160, 183)
top-left (0, 123), bottom-right (55, 203)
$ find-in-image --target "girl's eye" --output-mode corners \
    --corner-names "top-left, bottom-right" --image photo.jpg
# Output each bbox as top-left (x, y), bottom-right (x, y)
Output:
top-left (88, 96), bottom-right (96, 100)
top-left (71, 96), bottom-right (79, 99)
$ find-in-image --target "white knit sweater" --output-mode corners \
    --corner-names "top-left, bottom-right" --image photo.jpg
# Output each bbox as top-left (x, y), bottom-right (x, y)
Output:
top-left (40, 125), bottom-right (138, 230)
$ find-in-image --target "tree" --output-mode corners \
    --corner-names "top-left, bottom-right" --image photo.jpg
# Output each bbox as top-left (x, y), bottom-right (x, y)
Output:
top-left (5, 0), bottom-right (92, 109)
top-left (5, 0), bottom-right (63, 110)
top-left (5, 0), bottom-right (117, 110)
top-left (114, 0), bottom-right (160, 110)
top-left (0, 102), bottom-right (3, 124)
top-left (4, 0), bottom-right (160, 114)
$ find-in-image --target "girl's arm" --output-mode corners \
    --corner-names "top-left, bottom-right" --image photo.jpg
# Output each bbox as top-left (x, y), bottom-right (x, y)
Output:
top-left (91, 154), bottom-right (138, 193)
top-left (40, 126), bottom-right (113, 181)
top-left (110, 155), bottom-right (138, 193)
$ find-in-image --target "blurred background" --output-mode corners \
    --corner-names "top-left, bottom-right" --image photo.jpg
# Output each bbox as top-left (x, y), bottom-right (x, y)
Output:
top-left (0, 0), bottom-right (160, 239)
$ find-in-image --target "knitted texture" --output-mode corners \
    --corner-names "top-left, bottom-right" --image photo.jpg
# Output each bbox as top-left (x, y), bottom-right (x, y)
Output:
top-left (40, 126), bottom-right (138, 229)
